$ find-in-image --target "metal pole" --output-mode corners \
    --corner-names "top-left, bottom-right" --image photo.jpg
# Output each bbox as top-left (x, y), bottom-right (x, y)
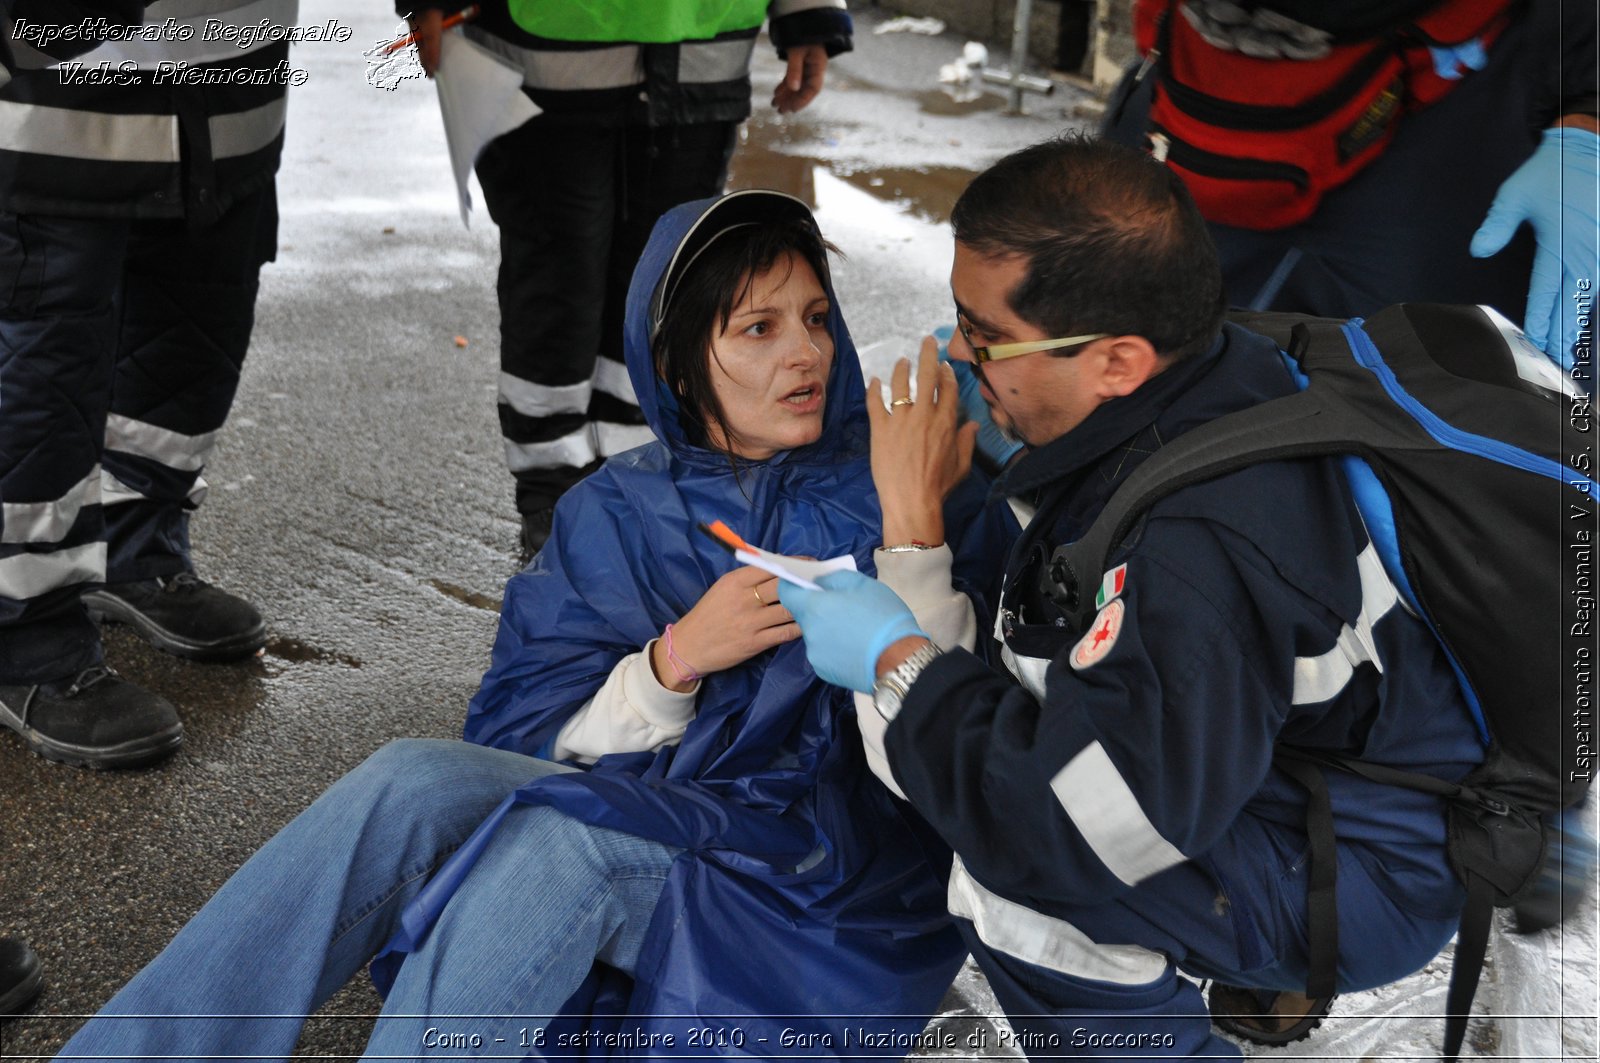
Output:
top-left (1008, 0), bottom-right (1032, 114)
top-left (978, 0), bottom-right (1055, 114)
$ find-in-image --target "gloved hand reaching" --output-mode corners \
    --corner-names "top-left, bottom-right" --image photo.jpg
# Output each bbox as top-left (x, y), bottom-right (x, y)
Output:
top-left (1471, 127), bottom-right (1600, 378)
top-left (778, 570), bottom-right (926, 693)
top-left (933, 325), bottom-right (1027, 471)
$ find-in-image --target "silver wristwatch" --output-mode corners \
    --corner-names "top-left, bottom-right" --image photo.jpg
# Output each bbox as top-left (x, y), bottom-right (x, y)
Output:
top-left (872, 641), bottom-right (942, 721)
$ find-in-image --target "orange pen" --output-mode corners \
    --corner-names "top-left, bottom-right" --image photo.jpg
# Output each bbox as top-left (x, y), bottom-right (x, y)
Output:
top-left (382, 3), bottom-right (480, 56)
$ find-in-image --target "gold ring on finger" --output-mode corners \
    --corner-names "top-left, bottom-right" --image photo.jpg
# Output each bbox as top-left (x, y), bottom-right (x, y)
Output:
top-left (753, 586), bottom-right (765, 605)
top-left (890, 397), bottom-right (915, 408)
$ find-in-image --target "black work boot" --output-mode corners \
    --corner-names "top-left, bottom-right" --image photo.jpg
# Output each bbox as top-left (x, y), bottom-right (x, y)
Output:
top-left (0, 666), bottom-right (182, 769)
top-left (83, 572), bottom-right (266, 661)
top-left (0, 937), bottom-right (43, 1018)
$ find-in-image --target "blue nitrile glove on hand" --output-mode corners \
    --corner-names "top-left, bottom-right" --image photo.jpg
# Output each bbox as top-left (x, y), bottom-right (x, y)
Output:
top-left (779, 569), bottom-right (927, 693)
top-left (934, 324), bottom-right (1027, 471)
top-left (1471, 127), bottom-right (1600, 377)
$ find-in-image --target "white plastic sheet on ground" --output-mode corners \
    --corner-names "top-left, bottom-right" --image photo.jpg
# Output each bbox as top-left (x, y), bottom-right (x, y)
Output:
top-left (875, 15), bottom-right (946, 35)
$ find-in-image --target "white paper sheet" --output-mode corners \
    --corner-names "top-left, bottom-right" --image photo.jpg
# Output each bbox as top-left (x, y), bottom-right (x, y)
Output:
top-left (434, 31), bottom-right (540, 226)
top-left (731, 546), bottom-right (857, 591)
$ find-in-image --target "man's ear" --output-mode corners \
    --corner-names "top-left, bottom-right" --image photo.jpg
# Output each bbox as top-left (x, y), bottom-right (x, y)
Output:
top-left (1097, 335), bottom-right (1163, 398)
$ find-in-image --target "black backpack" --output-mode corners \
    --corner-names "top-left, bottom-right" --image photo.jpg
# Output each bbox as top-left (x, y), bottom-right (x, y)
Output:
top-left (1041, 304), bottom-right (1596, 1062)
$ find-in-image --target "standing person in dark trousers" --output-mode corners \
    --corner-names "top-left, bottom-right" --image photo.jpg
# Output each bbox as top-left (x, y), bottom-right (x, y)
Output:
top-left (782, 137), bottom-right (1487, 1056)
top-left (0, 0), bottom-right (291, 769)
top-left (401, 1), bottom-right (851, 562)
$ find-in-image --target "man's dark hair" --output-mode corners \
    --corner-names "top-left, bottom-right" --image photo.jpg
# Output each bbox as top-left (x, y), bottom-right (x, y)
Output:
top-left (654, 219), bottom-right (835, 454)
top-left (950, 134), bottom-right (1226, 359)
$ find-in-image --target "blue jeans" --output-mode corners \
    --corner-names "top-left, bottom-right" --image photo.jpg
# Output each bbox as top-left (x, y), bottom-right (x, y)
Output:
top-left (56, 739), bottom-right (679, 1060)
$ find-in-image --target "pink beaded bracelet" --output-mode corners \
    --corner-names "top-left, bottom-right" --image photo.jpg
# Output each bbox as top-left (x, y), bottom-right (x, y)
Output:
top-left (661, 623), bottom-right (702, 685)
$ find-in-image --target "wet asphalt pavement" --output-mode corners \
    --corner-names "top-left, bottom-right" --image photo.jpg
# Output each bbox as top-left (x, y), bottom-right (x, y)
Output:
top-left (0, 5), bottom-right (1081, 1059)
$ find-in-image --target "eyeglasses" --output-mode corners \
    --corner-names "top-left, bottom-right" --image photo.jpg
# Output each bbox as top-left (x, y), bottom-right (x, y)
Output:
top-left (955, 311), bottom-right (1110, 364)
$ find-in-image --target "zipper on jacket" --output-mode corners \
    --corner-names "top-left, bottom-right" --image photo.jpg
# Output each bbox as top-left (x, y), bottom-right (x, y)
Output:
top-left (1151, 126), bottom-right (1310, 188)
top-left (1340, 322), bottom-right (1598, 492)
top-left (1155, 11), bottom-right (1401, 131)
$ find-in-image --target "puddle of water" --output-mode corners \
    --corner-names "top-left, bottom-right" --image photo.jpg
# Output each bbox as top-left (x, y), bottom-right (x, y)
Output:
top-left (731, 118), bottom-right (975, 227)
top-left (428, 579), bottom-right (502, 613)
top-left (916, 87), bottom-right (1006, 117)
top-left (264, 636), bottom-right (363, 668)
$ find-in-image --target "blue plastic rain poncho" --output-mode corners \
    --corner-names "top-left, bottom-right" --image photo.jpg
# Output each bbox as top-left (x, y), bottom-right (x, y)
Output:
top-left (371, 192), bottom-right (1016, 1055)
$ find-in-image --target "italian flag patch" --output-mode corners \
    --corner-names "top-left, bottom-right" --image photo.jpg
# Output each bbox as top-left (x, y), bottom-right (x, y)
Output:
top-left (1094, 563), bottom-right (1127, 609)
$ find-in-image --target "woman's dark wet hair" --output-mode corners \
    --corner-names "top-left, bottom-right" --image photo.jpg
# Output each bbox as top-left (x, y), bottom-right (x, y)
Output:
top-left (654, 219), bottom-right (837, 454)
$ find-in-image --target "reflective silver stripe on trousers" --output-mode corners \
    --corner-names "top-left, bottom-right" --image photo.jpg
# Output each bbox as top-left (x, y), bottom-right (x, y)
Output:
top-left (1, 467), bottom-right (101, 546)
top-left (1051, 741), bottom-right (1188, 888)
top-left (947, 854), bottom-right (1169, 985)
top-left (0, 100), bottom-right (179, 163)
top-left (505, 427), bottom-right (596, 473)
top-left (591, 357), bottom-right (639, 406)
top-left (210, 97), bottom-right (287, 159)
top-left (99, 469), bottom-right (209, 509)
top-left (0, 542), bottom-right (106, 600)
top-left (465, 29), bottom-right (643, 91)
top-left (499, 373), bottom-right (590, 419)
top-left (78, 0), bottom-right (301, 68)
top-left (105, 414), bottom-right (218, 474)
top-left (678, 37), bottom-right (757, 84)
top-left (593, 422), bottom-right (655, 457)
top-left (1292, 544), bottom-right (1397, 705)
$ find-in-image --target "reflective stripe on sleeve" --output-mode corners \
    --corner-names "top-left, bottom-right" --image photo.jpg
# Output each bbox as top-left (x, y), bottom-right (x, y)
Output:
top-left (504, 427), bottom-right (596, 472)
top-left (78, 0), bottom-right (301, 67)
top-left (1, 467), bottom-right (100, 546)
top-left (1292, 544), bottom-right (1397, 705)
top-left (105, 414), bottom-right (218, 474)
top-left (209, 97), bottom-right (287, 159)
top-left (0, 100), bottom-right (180, 163)
top-left (0, 541), bottom-right (105, 599)
top-left (947, 854), bottom-right (1168, 985)
top-left (466, 30), bottom-right (643, 91)
top-left (499, 374), bottom-right (590, 419)
top-left (678, 37), bottom-right (757, 84)
top-left (1050, 741), bottom-right (1188, 888)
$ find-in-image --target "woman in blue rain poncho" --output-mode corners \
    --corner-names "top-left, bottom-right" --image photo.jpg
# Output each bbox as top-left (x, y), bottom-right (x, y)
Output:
top-left (55, 191), bottom-right (1015, 1061)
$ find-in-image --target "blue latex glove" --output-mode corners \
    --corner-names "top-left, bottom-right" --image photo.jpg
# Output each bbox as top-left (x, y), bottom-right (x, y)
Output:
top-left (779, 569), bottom-right (927, 693)
top-left (933, 324), bottom-right (1026, 470)
top-left (1470, 127), bottom-right (1600, 376)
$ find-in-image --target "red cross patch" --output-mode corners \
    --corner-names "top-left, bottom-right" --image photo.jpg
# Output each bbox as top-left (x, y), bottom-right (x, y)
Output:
top-left (1070, 599), bottom-right (1125, 671)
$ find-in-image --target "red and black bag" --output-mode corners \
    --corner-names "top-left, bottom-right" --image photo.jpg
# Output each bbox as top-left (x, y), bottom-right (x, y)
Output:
top-left (1133, 0), bottom-right (1517, 230)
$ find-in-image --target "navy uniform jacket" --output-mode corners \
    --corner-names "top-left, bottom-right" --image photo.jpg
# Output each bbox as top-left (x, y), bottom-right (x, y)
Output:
top-left (0, 0), bottom-right (293, 221)
top-left (886, 323), bottom-right (1484, 926)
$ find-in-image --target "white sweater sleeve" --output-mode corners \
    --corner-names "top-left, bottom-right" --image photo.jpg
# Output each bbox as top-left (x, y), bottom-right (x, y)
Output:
top-left (853, 544), bottom-right (977, 799)
top-left (550, 640), bottom-right (699, 764)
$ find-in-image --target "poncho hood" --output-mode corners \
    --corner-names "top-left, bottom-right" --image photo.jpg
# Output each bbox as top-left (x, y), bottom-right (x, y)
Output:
top-left (626, 189), bottom-right (870, 471)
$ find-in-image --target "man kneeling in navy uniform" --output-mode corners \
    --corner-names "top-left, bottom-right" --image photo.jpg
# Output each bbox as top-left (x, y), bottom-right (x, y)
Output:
top-left (782, 135), bottom-right (1482, 1057)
